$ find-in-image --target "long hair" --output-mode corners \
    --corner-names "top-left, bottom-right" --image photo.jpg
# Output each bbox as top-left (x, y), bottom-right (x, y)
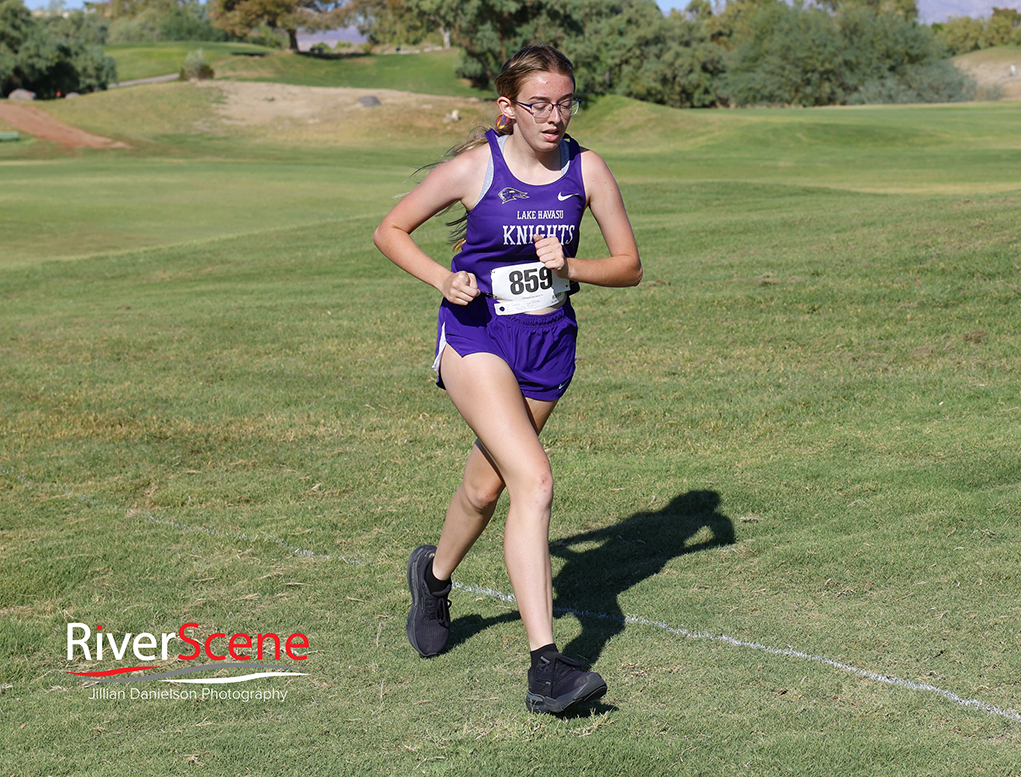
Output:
top-left (442, 44), bottom-right (576, 249)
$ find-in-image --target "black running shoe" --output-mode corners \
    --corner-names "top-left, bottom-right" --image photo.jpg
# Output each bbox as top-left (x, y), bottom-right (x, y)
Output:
top-left (525, 652), bottom-right (607, 714)
top-left (406, 545), bottom-right (451, 658)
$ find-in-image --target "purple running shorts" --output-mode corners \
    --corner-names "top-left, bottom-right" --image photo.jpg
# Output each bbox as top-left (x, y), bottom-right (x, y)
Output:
top-left (433, 297), bottom-right (578, 402)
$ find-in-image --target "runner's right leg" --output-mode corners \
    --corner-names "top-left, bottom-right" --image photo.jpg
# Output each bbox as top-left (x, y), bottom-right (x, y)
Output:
top-left (432, 398), bottom-right (558, 583)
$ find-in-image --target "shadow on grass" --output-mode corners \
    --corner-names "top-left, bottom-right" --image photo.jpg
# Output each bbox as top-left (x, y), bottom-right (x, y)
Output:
top-left (551, 489), bottom-right (734, 663)
top-left (448, 490), bottom-right (735, 666)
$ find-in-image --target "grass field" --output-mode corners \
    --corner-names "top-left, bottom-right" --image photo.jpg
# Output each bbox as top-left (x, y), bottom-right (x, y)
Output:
top-left (212, 48), bottom-right (487, 98)
top-left (106, 41), bottom-right (279, 82)
top-left (2, 49), bottom-right (1021, 775)
top-left (106, 44), bottom-right (487, 98)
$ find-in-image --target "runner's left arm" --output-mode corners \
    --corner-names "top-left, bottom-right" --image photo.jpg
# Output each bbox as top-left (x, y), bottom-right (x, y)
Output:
top-left (549, 150), bottom-right (641, 288)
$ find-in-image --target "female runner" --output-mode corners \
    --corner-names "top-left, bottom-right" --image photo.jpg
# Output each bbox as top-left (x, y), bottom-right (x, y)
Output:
top-left (373, 43), bottom-right (641, 715)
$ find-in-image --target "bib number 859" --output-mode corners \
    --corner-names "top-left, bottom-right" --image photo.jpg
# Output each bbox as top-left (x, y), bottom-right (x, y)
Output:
top-left (508, 266), bottom-right (554, 296)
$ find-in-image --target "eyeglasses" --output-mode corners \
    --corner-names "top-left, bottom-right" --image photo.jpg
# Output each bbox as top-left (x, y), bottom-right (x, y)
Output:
top-left (512, 98), bottom-right (581, 121)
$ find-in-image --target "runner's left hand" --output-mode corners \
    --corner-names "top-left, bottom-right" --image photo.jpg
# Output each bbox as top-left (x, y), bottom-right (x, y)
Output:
top-left (533, 233), bottom-right (569, 279)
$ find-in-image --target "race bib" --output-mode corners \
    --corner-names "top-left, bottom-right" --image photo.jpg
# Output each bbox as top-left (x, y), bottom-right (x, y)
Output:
top-left (490, 261), bottom-right (571, 316)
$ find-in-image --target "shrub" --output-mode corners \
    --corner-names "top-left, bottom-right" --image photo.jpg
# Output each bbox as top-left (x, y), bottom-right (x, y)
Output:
top-left (848, 60), bottom-right (977, 104)
top-left (180, 49), bottom-right (215, 81)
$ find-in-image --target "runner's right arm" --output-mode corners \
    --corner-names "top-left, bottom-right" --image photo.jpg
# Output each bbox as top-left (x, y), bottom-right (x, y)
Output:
top-left (373, 150), bottom-right (487, 306)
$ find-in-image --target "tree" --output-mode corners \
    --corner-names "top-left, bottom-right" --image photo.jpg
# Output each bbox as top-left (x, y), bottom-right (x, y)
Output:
top-left (936, 8), bottom-right (1021, 54)
top-left (936, 15), bottom-right (984, 55)
top-left (1, 0), bottom-right (34, 51)
top-left (392, 0), bottom-right (966, 109)
top-left (571, 0), bottom-right (724, 107)
top-left (817, 0), bottom-right (919, 22)
top-left (0, 0), bottom-right (117, 98)
top-left (107, 2), bottom-right (229, 43)
top-left (717, 0), bottom-right (962, 106)
top-left (980, 11), bottom-right (1014, 48)
top-left (343, 0), bottom-right (431, 47)
top-left (399, 0), bottom-right (717, 102)
top-left (400, 0), bottom-right (450, 47)
top-left (720, 0), bottom-right (846, 106)
top-left (839, 4), bottom-right (945, 82)
top-left (403, 0), bottom-right (585, 89)
top-left (0, 0), bottom-right (35, 95)
top-left (839, 6), bottom-right (973, 103)
top-left (46, 5), bottom-right (112, 44)
top-left (402, 0), bottom-right (705, 98)
top-left (710, 0), bottom-right (778, 50)
top-left (209, 0), bottom-right (347, 51)
top-left (653, 10), bottom-right (727, 107)
top-left (567, 0), bottom-right (666, 97)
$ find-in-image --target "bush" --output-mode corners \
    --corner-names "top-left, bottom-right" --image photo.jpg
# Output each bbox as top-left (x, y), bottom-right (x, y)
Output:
top-left (720, 0), bottom-right (963, 107)
top-left (180, 49), bottom-right (215, 80)
top-left (847, 60), bottom-right (977, 104)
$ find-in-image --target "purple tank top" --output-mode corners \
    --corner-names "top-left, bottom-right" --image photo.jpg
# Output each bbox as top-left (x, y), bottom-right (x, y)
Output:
top-left (451, 129), bottom-right (586, 296)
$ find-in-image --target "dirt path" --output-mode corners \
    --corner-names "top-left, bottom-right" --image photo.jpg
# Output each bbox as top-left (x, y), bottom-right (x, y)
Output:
top-left (0, 102), bottom-right (130, 148)
top-left (197, 80), bottom-right (473, 125)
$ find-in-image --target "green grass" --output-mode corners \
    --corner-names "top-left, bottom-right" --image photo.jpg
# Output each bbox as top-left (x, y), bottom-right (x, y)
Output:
top-left (105, 41), bottom-right (278, 82)
top-left (2, 81), bottom-right (1021, 775)
top-left (213, 48), bottom-right (488, 97)
top-left (105, 43), bottom-right (488, 98)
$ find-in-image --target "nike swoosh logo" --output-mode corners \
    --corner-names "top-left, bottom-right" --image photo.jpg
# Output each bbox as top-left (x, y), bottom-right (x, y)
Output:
top-left (557, 192), bottom-right (582, 201)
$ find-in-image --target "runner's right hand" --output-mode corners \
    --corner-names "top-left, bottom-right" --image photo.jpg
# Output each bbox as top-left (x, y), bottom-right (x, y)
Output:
top-left (441, 270), bottom-right (480, 305)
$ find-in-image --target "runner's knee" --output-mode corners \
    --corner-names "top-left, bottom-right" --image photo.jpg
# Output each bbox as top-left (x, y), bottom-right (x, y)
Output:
top-left (461, 476), bottom-right (504, 516)
top-left (508, 468), bottom-right (554, 515)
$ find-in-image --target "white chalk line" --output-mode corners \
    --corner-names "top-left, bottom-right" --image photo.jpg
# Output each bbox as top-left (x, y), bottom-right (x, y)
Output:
top-left (139, 513), bottom-right (1017, 724)
top-left (9, 449), bottom-right (1017, 720)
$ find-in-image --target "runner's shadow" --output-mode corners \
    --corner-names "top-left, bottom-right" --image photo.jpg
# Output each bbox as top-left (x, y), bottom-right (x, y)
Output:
top-left (551, 490), bottom-right (734, 663)
top-left (448, 609), bottom-right (520, 651)
top-left (445, 490), bottom-right (734, 661)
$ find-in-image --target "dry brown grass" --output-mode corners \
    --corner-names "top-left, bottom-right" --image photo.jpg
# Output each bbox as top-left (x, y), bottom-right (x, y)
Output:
top-left (197, 81), bottom-right (493, 147)
top-left (954, 47), bottom-right (1021, 100)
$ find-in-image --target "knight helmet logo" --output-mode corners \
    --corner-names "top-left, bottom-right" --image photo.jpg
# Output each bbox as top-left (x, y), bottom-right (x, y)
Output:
top-left (498, 187), bottom-right (529, 204)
